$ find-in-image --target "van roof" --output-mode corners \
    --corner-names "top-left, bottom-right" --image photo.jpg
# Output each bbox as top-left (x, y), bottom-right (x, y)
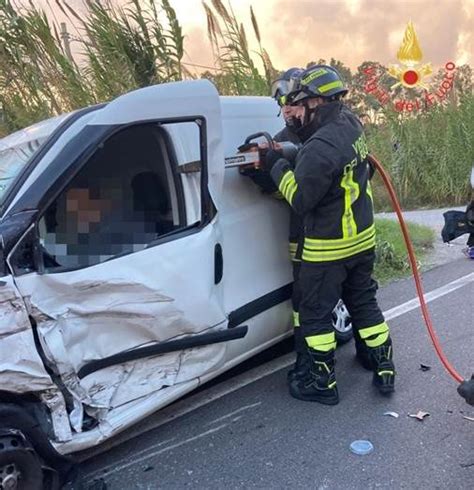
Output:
top-left (220, 96), bottom-right (277, 119)
top-left (0, 95), bottom-right (277, 150)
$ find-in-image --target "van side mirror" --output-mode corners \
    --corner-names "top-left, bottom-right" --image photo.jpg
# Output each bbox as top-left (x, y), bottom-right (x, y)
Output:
top-left (8, 226), bottom-right (40, 276)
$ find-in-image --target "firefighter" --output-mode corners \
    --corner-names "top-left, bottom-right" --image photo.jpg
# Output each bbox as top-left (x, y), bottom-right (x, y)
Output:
top-left (264, 65), bottom-right (395, 405)
top-left (271, 68), bottom-right (308, 382)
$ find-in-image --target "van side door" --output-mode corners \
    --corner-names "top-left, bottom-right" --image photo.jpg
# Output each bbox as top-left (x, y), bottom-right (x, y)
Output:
top-left (7, 81), bottom-right (240, 427)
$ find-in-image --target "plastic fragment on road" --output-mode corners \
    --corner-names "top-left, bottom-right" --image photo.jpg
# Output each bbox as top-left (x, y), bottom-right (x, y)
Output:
top-left (350, 440), bottom-right (374, 455)
top-left (383, 411), bottom-right (399, 418)
top-left (462, 415), bottom-right (474, 422)
top-left (408, 411), bottom-right (430, 421)
top-left (419, 364), bottom-right (431, 371)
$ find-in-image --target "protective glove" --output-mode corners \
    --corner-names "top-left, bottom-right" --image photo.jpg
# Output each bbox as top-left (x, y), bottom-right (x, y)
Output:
top-left (264, 149), bottom-right (285, 172)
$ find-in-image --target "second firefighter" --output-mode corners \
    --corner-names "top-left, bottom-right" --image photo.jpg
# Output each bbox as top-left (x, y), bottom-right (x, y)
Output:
top-left (265, 65), bottom-right (396, 405)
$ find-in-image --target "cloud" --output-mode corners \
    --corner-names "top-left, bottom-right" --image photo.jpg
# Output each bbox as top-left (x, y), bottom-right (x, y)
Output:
top-left (40, 0), bottom-right (473, 75)
top-left (181, 26), bottom-right (216, 70)
top-left (262, 0), bottom-right (472, 70)
top-left (456, 30), bottom-right (472, 65)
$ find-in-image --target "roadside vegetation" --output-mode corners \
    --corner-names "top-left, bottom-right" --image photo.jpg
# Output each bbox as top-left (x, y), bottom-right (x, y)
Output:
top-left (374, 218), bottom-right (435, 284)
top-left (368, 94), bottom-right (474, 210)
top-left (0, 0), bottom-right (464, 283)
top-left (0, 0), bottom-right (471, 209)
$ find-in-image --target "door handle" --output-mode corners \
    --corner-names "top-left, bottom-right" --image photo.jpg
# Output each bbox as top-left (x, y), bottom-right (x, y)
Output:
top-left (214, 243), bottom-right (223, 284)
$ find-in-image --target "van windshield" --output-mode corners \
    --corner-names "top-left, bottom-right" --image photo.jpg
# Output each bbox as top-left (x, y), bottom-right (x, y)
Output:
top-left (0, 114), bottom-right (70, 200)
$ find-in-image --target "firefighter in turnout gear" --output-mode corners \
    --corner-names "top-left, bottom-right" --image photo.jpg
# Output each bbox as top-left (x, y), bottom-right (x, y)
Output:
top-left (265, 65), bottom-right (395, 405)
top-left (271, 68), bottom-right (308, 382)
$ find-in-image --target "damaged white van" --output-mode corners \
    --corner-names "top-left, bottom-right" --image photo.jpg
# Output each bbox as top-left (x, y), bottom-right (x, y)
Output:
top-left (0, 80), bottom-right (351, 486)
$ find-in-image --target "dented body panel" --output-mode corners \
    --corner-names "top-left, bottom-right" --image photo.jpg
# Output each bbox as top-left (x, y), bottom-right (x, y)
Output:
top-left (15, 221), bottom-right (227, 435)
top-left (0, 80), bottom-right (293, 456)
top-left (0, 275), bottom-right (55, 393)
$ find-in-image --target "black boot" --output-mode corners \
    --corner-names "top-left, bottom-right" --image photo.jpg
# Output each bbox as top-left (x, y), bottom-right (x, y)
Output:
top-left (356, 341), bottom-right (373, 370)
top-left (287, 328), bottom-right (310, 382)
top-left (289, 349), bottom-right (339, 405)
top-left (287, 352), bottom-right (310, 382)
top-left (369, 339), bottom-right (395, 394)
top-left (354, 330), bottom-right (373, 370)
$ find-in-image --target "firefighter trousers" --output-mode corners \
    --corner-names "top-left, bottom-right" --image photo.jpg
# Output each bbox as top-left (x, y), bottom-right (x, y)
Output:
top-left (299, 249), bottom-right (390, 352)
top-left (291, 259), bottom-right (306, 354)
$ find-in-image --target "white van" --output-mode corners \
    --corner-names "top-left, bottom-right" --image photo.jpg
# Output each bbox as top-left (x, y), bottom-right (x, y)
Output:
top-left (0, 80), bottom-right (351, 485)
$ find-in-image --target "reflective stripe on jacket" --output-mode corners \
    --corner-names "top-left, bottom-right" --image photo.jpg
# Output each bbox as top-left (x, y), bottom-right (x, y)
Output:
top-left (273, 126), bottom-right (303, 261)
top-left (270, 102), bottom-right (375, 263)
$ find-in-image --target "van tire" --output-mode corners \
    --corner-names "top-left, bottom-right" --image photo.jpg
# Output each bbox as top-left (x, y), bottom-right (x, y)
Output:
top-left (0, 403), bottom-right (75, 489)
top-left (0, 429), bottom-right (46, 490)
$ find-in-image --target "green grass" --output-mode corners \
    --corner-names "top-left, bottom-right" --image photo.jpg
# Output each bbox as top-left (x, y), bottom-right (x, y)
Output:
top-left (367, 94), bottom-right (474, 210)
top-left (374, 217), bottom-right (435, 284)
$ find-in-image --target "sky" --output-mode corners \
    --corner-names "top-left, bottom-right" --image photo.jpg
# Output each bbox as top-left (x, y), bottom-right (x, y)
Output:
top-left (40, 0), bottom-right (473, 73)
top-left (170, 0), bottom-right (473, 72)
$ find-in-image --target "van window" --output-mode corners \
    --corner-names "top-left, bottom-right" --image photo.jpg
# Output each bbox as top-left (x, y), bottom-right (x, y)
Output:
top-left (37, 121), bottom-right (202, 271)
top-left (165, 121), bottom-right (202, 224)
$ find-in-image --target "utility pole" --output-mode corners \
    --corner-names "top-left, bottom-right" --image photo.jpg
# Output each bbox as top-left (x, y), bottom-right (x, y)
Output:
top-left (60, 22), bottom-right (73, 62)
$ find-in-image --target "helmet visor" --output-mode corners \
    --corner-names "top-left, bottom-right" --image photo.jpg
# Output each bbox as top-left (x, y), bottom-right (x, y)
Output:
top-left (290, 88), bottom-right (311, 104)
top-left (271, 78), bottom-right (300, 101)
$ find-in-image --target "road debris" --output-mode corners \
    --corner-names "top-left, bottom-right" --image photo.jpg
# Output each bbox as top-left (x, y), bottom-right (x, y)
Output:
top-left (462, 415), bottom-right (474, 422)
top-left (408, 411), bottom-right (430, 421)
top-left (419, 364), bottom-right (431, 371)
top-left (350, 440), bottom-right (374, 455)
top-left (383, 411), bottom-right (399, 418)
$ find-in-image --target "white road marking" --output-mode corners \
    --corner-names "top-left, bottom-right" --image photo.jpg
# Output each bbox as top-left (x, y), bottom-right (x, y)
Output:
top-left (84, 270), bottom-right (473, 477)
top-left (383, 272), bottom-right (474, 321)
top-left (206, 402), bottom-right (262, 426)
top-left (86, 424), bottom-right (228, 481)
top-left (89, 435), bottom-right (176, 475)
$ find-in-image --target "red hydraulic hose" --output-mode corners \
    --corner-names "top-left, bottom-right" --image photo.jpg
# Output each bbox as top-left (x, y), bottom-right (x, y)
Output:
top-left (368, 154), bottom-right (464, 384)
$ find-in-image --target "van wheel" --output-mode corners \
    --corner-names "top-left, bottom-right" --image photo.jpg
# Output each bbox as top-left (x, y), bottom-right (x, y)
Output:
top-left (332, 300), bottom-right (353, 344)
top-left (0, 430), bottom-right (59, 490)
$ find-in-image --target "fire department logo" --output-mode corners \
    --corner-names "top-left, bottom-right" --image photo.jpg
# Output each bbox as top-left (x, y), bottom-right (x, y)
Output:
top-left (362, 20), bottom-right (456, 112)
top-left (388, 21), bottom-right (432, 90)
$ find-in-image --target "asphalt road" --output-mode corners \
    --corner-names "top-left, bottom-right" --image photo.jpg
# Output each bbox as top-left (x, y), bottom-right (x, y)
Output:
top-left (80, 258), bottom-right (473, 489)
